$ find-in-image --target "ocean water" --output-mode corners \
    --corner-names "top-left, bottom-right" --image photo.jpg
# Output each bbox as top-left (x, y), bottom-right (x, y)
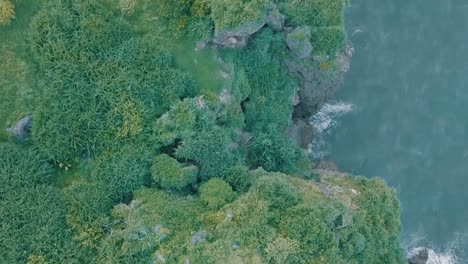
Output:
top-left (314, 0), bottom-right (468, 262)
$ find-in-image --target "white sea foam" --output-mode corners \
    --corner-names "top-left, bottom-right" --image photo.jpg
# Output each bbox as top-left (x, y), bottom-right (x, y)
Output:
top-left (308, 102), bottom-right (354, 160)
top-left (404, 231), bottom-right (468, 264)
top-left (310, 102), bottom-right (354, 133)
top-left (407, 247), bottom-right (457, 264)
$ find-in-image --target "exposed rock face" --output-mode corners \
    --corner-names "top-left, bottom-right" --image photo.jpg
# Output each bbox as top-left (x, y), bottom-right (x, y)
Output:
top-left (213, 20), bottom-right (267, 48)
top-left (286, 42), bottom-right (355, 120)
top-left (191, 231), bottom-right (207, 245)
top-left (286, 118), bottom-right (315, 149)
top-left (286, 26), bottom-right (313, 59)
top-left (6, 116), bottom-right (32, 140)
top-left (267, 3), bottom-right (285, 32)
top-left (407, 247), bottom-right (429, 264)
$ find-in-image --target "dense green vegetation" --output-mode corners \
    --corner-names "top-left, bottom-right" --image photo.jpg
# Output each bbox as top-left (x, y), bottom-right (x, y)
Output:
top-left (0, 0), bottom-right (404, 263)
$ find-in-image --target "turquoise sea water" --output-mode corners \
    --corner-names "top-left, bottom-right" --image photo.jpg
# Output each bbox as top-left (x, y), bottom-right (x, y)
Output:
top-left (323, 0), bottom-right (468, 261)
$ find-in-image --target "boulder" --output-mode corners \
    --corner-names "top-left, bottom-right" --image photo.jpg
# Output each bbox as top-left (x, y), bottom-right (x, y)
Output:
top-left (6, 116), bottom-right (32, 140)
top-left (191, 231), bottom-right (207, 245)
top-left (213, 20), bottom-right (267, 48)
top-left (407, 247), bottom-right (429, 264)
top-left (286, 26), bottom-right (313, 59)
top-left (286, 118), bottom-right (315, 149)
top-left (267, 3), bottom-right (285, 31)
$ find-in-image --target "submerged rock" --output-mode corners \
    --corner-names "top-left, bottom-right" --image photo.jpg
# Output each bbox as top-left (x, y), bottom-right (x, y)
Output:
top-left (6, 116), bottom-right (32, 140)
top-left (286, 26), bottom-right (313, 59)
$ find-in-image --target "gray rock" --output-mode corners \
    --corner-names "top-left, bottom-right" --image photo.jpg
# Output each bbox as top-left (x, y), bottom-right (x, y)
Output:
top-left (408, 247), bottom-right (429, 264)
top-left (6, 116), bottom-right (32, 140)
top-left (191, 231), bottom-right (207, 245)
top-left (213, 20), bottom-right (267, 48)
top-left (286, 26), bottom-right (313, 59)
top-left (267, 3), bottom-right (285, 31)
top-left (286, 118), bottom-right (315, 149)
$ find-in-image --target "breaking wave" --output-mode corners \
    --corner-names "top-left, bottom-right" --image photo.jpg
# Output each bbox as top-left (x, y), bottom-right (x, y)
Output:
top-left (308, 102), bottom-right (354, 160)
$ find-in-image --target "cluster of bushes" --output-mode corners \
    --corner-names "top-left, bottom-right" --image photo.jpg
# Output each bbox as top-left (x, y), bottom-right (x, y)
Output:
top-left (276, 0), bottom-right (347, 55)
top-left (93, 170), bottom-right (403, 263)
top-left (0, 0), bottom-right (404, 263)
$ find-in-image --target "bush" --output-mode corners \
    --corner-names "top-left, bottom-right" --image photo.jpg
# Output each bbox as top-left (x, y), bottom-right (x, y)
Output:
top-left (222, 164), bottom-right (252, 192)
top-left (280, 0), bottom-right (346, 28)
top-left (0, 143), bottom-right (76, 263)
top-left (175, 127), bottom-right (238, 180)
top-left (247, 129), bottom-right (304, 173)
top-left (208, 0), bottom-right (269, 30)
top-left (63, 179), bottom-right (113, 249)
top-left (221, 29), bottom-right (297, 132)
top-left (278, 204), bottom-right (339, 262)
top-left (255, 174), bottom-right (301, 210)
top-left (91, 143), bottom-right (152, 203)
top-left (151, 154), bottom-right (198, 190)
top-left (0, 143), bottom-right (51, 193)
top-left (0, 0), bottom-right (14, 26)
top-left (199, 178), bottom-right (236, 209)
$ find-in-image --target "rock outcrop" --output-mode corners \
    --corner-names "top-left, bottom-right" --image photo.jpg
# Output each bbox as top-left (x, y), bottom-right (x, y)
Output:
top-left (6, 116), bottom-right (32, 140)
top-left (213, 20), bottom-right (266, 48)
top-left (407, 247), bottom-right (429, 264)
top-left (286, 26), bottom-right (313, 59)
top-left (267, 3), bottom-right (285, 32)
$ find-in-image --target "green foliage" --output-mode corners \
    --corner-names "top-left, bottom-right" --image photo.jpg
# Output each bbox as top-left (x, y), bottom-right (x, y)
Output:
top-left (0, 0), bottom-right (14, 26)
top-left (221, 29), bottom-right (297, 132)
top-left (313, 26), bottom-right (346, 55)
top-left (91, 143), bottom-right (152, 203)
top-left (0, 143), bottom-right (78, 263)
top-left (30, 2), bottom-right (195, 161)
top-left (208, 0), bottom-right (269, 30)
top-left (255, 174), bottom-right (301, 211)
top-left (63, 179), bottom-right (112, 251)
top-left (0, 1), bottom-right (404, 263)
top-left (200, 178), bottom-right (236, 209)
top-left (0, 50), bottom-right (32, 139)
top-left (151, 154), bottom-right (198, 190)
top-left (221, 164), bottom-right (252, 192)
top-left (175, 127), bottom-right (238, 180)
top-left (279, 0), bottom-right (347, 55)
top-left (0, 143), bottom-right (50, 193)
top-left (280, 0), bottom-right (346, 28)
top-left (247, 129), bottom-right (304, 173)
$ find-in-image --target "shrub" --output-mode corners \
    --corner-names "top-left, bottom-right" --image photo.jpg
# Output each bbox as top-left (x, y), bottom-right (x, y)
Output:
top-left (151, 154), bottom-right (198, 190)
top-left (222, 164), bottom-right (252, 192)
top-left (0, 143), bottom-right (76, 263)
top-left (91, 143), bottom-right (152, 203)
top-left (208, 0), bottom-right (269, 30)
top-left (280, 0), bottom-right (346, 28)
top-left (312, 26), bottom-right (346, 55)
top-left (175, 127), bottom-right (238, 180)
top-left (199, 178), bottom-right (236, 209)
top-left (63, 179), bottom-right (113, 249)
top-left (0, 0), bottom-right (14, 26)
top-left (278, 204), bottom-right (340, 262)
top-left (221, 29), bottom-right (297, 132)
top-left (0, 143), bottom-right (51, 193)
top-left (247, 129), bottom-right (304, 173)
top-left (255, 174), bottom-right (301, 210)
